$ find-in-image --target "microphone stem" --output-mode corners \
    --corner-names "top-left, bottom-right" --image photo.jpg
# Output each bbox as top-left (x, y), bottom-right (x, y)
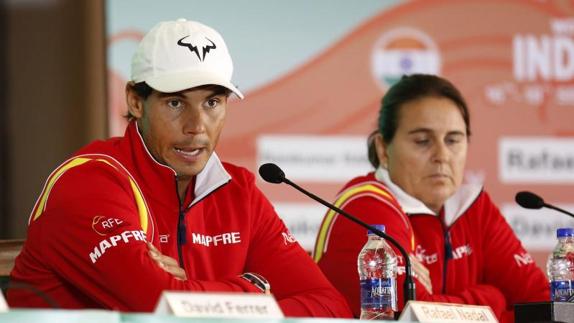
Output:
top-left (1, 281), bottom-right (60, 308)
top-left (544, 203), bottom-right (574, 219)
top-left (283, 178), bottom-right (416, 305)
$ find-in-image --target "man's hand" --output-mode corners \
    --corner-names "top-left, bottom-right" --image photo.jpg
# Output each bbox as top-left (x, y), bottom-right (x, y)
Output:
top-left (146, 241), bottom-right (187, 281)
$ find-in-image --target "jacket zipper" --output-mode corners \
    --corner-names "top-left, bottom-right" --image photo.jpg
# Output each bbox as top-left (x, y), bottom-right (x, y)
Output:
top-left (174, 175), bottom-right (230, 268)
top-left (438, 190), bottom-right (483, 293)
top-left (175, 176), bottom-right (186, 268)
top-left (442, 229), bottom-right (452, 293)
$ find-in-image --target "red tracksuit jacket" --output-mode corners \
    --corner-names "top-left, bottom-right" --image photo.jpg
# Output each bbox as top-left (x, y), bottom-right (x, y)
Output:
top-left (314, 169), bottom-right (549, 322)
top-left (8, 122), bottom-right (352, 317)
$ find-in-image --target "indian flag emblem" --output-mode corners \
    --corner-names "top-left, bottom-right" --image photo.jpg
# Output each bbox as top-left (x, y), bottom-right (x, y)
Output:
top-left (371, 28), bottom-right (441, 88)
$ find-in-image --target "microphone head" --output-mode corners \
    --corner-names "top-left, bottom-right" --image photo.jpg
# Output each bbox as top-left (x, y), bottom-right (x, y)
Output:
top-left (258, 163), bottom-right (285, 184)
top-left (515, 191), bottom-right (545, 209)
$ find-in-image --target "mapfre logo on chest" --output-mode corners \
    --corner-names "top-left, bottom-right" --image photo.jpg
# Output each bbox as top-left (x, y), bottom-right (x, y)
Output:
top-left (191, 231), bottom-right (241, 247)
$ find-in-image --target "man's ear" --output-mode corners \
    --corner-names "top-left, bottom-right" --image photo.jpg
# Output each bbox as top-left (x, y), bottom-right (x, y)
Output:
top-left (374, 134), bottom-right (389, 169)
top-left (125, 82), bottom-right (145, 119)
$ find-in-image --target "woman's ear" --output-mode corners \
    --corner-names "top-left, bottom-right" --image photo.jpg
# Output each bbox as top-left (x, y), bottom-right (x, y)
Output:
top-left (374, 134), bottom-right (389, 169)
top-left (125, 82), bottom-right (145, 119)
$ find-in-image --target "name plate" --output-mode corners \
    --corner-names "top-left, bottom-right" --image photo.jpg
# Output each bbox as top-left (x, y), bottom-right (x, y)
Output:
top-left (154, 291), bottom-right (284, 319)
top-left (0, 292), bottom-right (7, 312)
top-left (399, 301), bottom-right (498, 323)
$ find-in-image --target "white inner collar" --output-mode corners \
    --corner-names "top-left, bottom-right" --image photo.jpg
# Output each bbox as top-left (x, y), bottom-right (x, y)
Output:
top-left (191, 152), bottom-right (231, 207)
top-left (375, 167), bottom-right (436, 215)
top-left (374, 167), bottom-right (482, 226)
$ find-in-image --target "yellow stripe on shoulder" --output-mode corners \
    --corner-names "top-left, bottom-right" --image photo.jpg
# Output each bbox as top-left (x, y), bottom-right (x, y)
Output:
top-left (32, 157), bottom-right (93, 221)
top-left (31, 156), bottom-right (149, 233)
top-left (127, 175), bottom-right (149, 233)
top-left (313, 182), bottom-right (395, 262)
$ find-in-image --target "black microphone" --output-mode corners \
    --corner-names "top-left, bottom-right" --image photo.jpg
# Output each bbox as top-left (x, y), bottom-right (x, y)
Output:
top-left (259, 163), bottom-right (416, 306)
top-left (514, 191), bottom-right (574, 322)
top-left (515, 191), bottom-right (574, 219)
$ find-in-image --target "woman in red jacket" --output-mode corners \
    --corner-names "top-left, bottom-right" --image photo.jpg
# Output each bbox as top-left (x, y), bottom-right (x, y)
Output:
top-left (314, 74), bottom-right (549, 323)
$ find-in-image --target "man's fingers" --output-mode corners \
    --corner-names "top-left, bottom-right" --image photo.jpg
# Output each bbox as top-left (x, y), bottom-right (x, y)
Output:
top-left (146, 241), bottom-right (187, 280)
top-left (159, 255), bottom-right (179, 267)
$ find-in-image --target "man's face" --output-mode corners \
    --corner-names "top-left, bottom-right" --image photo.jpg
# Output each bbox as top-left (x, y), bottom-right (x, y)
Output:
top-left (127, 85), bottom-right (228, 182)
top-left (376, 96), bottom-right (468, 213)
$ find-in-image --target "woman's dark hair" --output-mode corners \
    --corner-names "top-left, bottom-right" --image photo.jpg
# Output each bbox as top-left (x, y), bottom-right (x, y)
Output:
top-left (367, 74), bottom-right (471, 168)
top-left (125, 82), bottom-right (154, 120)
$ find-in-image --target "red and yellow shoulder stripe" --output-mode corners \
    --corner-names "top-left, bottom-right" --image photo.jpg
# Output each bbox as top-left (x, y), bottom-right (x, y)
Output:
top-left (313, 180), bottom-right (414, 262)
top-left (29, 154), bottom-right (152, 237)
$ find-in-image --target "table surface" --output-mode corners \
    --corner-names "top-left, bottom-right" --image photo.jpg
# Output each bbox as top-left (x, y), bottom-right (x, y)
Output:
top-left (0, 309), bottom-right (365, 323)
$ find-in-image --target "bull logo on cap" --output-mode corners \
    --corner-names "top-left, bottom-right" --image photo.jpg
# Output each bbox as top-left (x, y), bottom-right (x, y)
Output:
top-left (177, 36), bottom-right (217, 62)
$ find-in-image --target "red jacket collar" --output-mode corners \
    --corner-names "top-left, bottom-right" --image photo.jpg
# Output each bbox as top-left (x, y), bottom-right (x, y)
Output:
top-left (121, 121), bottom-right (232, 208)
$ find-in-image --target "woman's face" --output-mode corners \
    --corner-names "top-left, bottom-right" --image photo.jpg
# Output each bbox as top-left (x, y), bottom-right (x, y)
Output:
top-left (376, 96), bottom-right (468, 213)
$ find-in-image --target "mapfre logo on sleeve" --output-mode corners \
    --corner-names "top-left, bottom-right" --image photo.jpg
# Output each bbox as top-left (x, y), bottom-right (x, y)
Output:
top-left (89, 230), bottom-right (146, 264)
top-left (92, 215), bottom-right (126, 236)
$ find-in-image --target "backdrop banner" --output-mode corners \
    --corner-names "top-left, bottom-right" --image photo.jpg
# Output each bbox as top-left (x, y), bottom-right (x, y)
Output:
top-left (107, 0), bottom-right (574, 267)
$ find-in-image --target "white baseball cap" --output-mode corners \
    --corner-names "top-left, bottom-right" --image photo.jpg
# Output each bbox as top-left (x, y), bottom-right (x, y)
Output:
top-left (131, 18), bottom-right (244, 99)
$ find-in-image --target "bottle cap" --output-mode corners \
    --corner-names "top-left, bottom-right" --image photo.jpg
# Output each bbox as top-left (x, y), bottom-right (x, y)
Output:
top-left (557, 228), bottom-right (574, 238)
top-left (367, 224), bottom-right (386, 235)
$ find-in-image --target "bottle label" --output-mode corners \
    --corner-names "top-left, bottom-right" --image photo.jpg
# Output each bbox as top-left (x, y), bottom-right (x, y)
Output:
top-left (551, 280), bottom-right (574, 302)
top-left (360, 277), bottom-right (397, 309)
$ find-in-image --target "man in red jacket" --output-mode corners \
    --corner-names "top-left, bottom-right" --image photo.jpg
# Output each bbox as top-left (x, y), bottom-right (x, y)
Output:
top-left (8, 18), bottom-right (352, 318)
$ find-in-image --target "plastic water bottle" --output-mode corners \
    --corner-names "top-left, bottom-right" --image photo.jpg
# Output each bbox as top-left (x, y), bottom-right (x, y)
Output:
top-left (358, 224), bottom-right (398, 320)
top-left (547, 227), bottom-right (574, 302)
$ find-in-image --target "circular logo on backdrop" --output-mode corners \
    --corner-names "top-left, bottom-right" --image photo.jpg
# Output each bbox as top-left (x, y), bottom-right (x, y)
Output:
top-left (371, 28), bottom-right (441, 89)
